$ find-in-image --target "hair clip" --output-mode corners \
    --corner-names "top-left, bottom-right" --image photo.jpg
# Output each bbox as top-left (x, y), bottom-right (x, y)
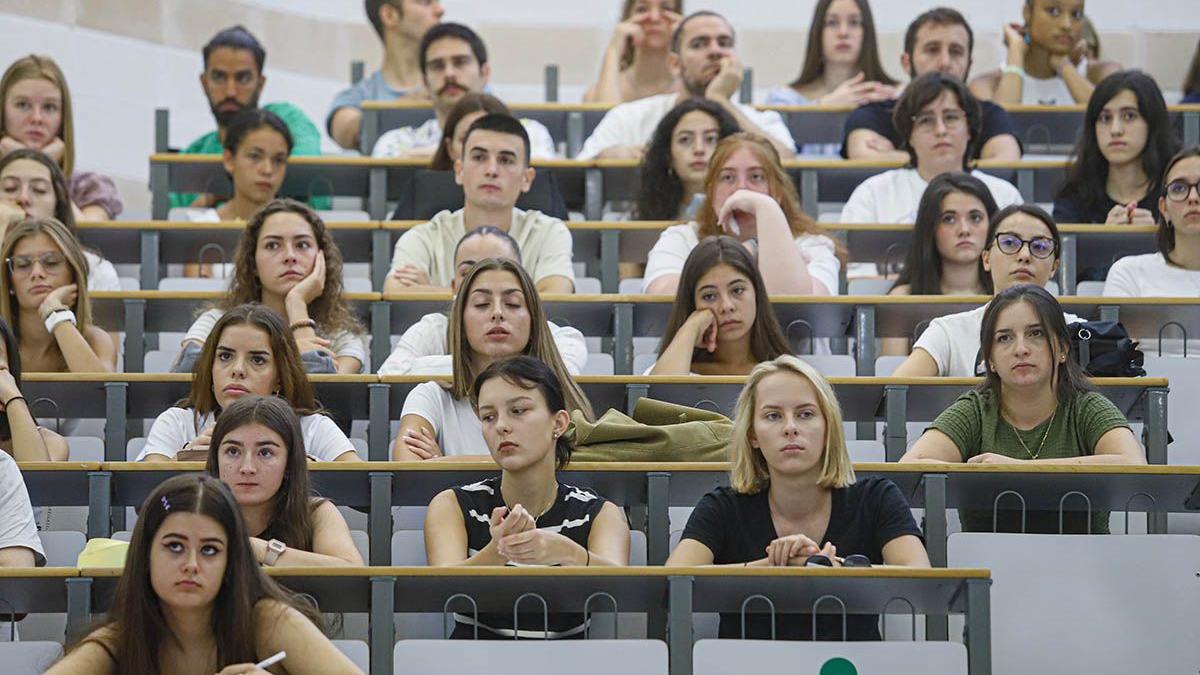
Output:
top-left (161, 495), bottom-right (171, 512)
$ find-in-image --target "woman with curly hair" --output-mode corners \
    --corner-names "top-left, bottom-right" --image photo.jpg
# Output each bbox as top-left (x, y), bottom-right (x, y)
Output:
top-left (634, 98), bottom-right (739, 221)
top-left (173, 199), bottom-right (366, 374)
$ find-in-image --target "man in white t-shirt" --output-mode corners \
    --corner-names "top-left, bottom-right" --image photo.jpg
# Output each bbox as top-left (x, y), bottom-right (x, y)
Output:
top-left (577, 11), bottom-right (795, 161)
top-left (371, 22), bottom-right (555, 160)
top-left (384, 113), bottom-right (575, 294)
top-left (841, 72), bottom-right (1022, 225)
top-left (894, 205), bottom-right (1082, 376)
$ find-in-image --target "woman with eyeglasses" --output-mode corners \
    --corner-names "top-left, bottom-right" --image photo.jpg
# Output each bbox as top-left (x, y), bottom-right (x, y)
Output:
top-left (840, 73), bottom-right (1022, 225)
top-left (901, 284), bottom-right (1145, 534)
top-left (892, 205), bottom-right (1083, 377)
top-left (0, 217), bottom-right (115, 373)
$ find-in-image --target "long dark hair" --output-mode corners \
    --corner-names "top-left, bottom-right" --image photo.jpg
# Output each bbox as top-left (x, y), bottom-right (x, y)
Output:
top-left (0, 148), bottom-right (74, 229)
top-left (206, 395), bottom-right (319, 551)
top-left (978, 284), bottom-right (1094, 401)
top-left (1057, 70), bottom-right (1178, 217)
top-left (473, 355), bottom-right (574, 469)
top-left (431, 93), bottom-right (512, 171)
top-left (1185, 38), bottom-right (1200, 97)
top-left (658, 236), bottom-right (791, 362)
top-left (635, 98), bottom-right (740, 221)
top-left (73, 474), bottom-right (320, 674)
top-left (1155, 145), bottom-right (1200, 256)
top-left (223, 108), bottom-right (293, 155)
top-left (0, 316), bottom-right (20, 443)
top-left (894, 172), bottom-right (997, 294)
top-left (789, 0), bottom-right (895, 90)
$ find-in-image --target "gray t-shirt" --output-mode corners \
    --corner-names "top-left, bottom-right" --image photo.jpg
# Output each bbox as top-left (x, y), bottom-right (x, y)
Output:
top-left (326, 70), bottom-right (418, 133)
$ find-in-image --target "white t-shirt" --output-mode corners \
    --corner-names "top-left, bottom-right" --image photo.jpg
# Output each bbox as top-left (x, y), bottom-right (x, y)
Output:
top-left (400, 381), bottom-right (488, 456)
top-left (1104, 252), bottom-right (1200, 357)
top-left (138, 407), bottom-right (356, 462)
top-left (183, 308), bottom-right (367, 368)
top-left (371, 117), bottom-right (558, 160)
top-left (390, 208), bottom-right (575, 288)
top-left (1019, 59), bottom-right (1089, 105)
top-left (377, 312), bottom-right (589, 376)
top-left (914, 302), bottom-right (1082, 376)
top-left (577, 93), bottom-right (795, 160)
top-left (840, 168), bottom-right (1023, 224)
top-left (84, 250), bottom-right (121, 292)
top-left (0, 453), bottom-right (44, 566)
top-left (641, 222), bottom-right (841, 295)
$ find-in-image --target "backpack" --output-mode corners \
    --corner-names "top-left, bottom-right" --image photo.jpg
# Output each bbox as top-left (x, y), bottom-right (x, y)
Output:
top-left (1068, 320), bottom-right (1146, 377)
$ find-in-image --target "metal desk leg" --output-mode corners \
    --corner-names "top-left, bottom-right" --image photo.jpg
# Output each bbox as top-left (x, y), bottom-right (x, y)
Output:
top-left (87, 471), bottom-right (113, 539)
top-left (646, 472), bottom-right (670, 565)
top-left (855, 305), bottom-right (877, 439)
top-left (368, 383), bottom-right (390, 462)
top-left (585, 169), bottom-right (604, 221)
top-left (1059, 234), bottom-right (1077, 296)
top-left (965, 578), bottom-right (993, 675)
top-left (368, 167), bottom-right (387, 220)
top-left (667, 576), bottom-right (694, 675)
top-left (65, 577), bottom-right (93, 646)
top-left (614, 303), bottom-right (634, 375)
top-left (369, 472), bottom-right (393, 566)
top-left (600, 229), bottom-right (620, 294)
top-left (370, 576), bottom-right (396, 675)
top-left (799, 169), bottom-right (819, 219)
top-left (361, 108), bottom-right (379, 158)
top-left (104, 380), bottom-right (127, 533)
top-left (122, 298), bottom-right (146, 374)
top-left (372, 229), bottom-right (391, 291)
top-left (923, 473), bottom-right (949, 640)
top-left (1017, 168), bottom-right (1034, 203)
top-left (626, 384), bottom-right (650, 416)
top-left (883, 385), bottom-right (909, 462)
top-left (150, 162), bottom-right (170, 221)
top-left (1185, 110), bottom-right (1200, 147)
top-left (567, 112), bottom-right (584, 159)
top-left (139, 229), bottom-right (161, 295)
top-left (1098, 304), bottom-right (1120, 323)
top-left (371, 301), bottom-right (392, 377)
top-left (544, 64), bottom-right (560, 102)
top-left (1145, 386), bottom-right (1169, 533)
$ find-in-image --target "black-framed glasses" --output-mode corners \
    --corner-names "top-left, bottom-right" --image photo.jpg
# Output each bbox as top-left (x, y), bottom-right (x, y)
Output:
top-left (992, 232), bottom-right (1056, 259)
top-left (911, 109), bottom-right (967, 133)
top-left (1165, 180), bottom-right (1200, 202)
top-left (6, 251), bottom-right (65, 275)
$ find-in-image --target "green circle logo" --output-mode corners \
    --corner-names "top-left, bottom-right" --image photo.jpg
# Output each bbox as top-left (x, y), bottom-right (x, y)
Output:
top-left (819, 657), bottom-right (858, 675)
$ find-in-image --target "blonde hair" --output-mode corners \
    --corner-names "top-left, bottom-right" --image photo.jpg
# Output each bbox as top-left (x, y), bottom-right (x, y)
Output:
top-left (728, 355), bottom-right (854, 494)
top-left (0, 217), bottom-right (93, 336)
top-left (448, 258), bottom-right (594, 420)
top-left (0, 55), bottom-right (75, 176)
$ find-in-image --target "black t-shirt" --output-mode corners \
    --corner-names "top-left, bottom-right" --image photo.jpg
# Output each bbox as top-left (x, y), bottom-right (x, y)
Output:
top-left (840, 99), bottom-right (1017, 159)
top-left (451, 476), bottom-right (610, 639)
top-left (680, 477), bottom-right (923, 640)
top-left (1053, 189), bottom-right (1160, 281)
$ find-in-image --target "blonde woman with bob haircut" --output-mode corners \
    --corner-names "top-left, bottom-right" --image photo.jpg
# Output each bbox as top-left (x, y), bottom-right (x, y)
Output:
top-left (667, 355), bottom-right (928, 640)
top-left (0, 217), bottom-right (114, 372)
top-left (392, 258), bottom-right (594, 460)
top-left (643, 133), bottom-right (841, 297)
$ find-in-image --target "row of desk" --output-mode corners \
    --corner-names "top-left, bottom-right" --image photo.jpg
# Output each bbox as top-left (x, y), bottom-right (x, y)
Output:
top-left (76, 220), bottom-right (1159, 295)
top-left (0, 565), bottom-right (994, 675)
top-left (19, 373), bottom-right (1168, 467)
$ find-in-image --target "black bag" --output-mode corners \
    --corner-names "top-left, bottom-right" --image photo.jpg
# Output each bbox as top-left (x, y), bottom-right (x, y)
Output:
top-left (1068, 321), bottom-right (1145, 377)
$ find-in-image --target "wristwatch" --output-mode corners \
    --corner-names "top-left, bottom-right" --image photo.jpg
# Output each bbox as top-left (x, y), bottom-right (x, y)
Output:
top-left (263, 538), bottom-right (287, 566)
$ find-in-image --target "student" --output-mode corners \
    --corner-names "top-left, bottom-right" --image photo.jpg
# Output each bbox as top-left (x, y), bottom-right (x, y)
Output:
top-left (0, 54), bottom-right (122, 220)
top-left (207, 395), bottom-right (363, 567)
top-left (1183, 39), bottom-right (1200, 105)
top-left (651, 236), bottom-right (790, 375)
top-left (328, 0), bottom-right (445, 151)
top-left (584, 0), bottom-right (683, 104)
top-left (140, 304), bottom-right (357, 463)
top-left (372, 23), bottom-right (555, 160)
top-left (425, 356), bottom-right (630, 638)
top-left (174, 200), bottom-right (366, 375)
top-left (0, 149), bottom-right (121, 290)
top-left (667, 355), bottom-right (929, 640)
top-left (970, 0), bottom-right (1120, 106)
top-left (378, 226), bottom-right (587, 375)
top-left (392, 258), bottom-right (593, 460)
top-left (1105, 147), bottom-right (1200, 298)
top-left (429, 93), bottom-right (511, 171)
top-left (0, 217), bottom-right (115, 373)
top-left (840, 72), bottom-right (1022, 224)
top-left (643, 133), bottom-right (840, 296)
top-left (578, 11), bottom-right (795, 160)
top-left (384, 113), bottom-right (575, 294)
top-left (45, 474), bottom-right (363, 674)
top-left (186, 109), bottom-right (292, 223)
top-left (843, 7), bottom-right (1021, 162)
top-left (892, 204), bottom-right (1080, 377)
top-left (634, 98), bottom-right (740, 221)
top-left (0, 316), bottom-right (66, 461)
top-left (766, 0), bottom-right (896, 115)
top-left (173, 26), bottom-right (321, 210)
top-left (1053, 71), bottom-right (1178, 226)
top-left (0, 450), bottom-right (43, 567)
top-left (901, 284), bottom-right (1145, 533)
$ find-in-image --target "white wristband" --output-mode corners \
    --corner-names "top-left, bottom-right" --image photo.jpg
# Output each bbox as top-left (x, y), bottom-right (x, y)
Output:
top-left (1001, 64), bottom-right (1026, 79)
top-left (43, 309), bottom-right (76, 334)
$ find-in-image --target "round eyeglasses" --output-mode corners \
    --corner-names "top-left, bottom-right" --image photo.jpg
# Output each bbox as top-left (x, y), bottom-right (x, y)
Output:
top-left (992, 232), bottom-right (1056, 259)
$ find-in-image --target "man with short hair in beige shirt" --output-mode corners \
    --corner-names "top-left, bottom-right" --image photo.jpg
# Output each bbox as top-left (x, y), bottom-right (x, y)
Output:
top-left (384, 113), bottom-right (575, 294)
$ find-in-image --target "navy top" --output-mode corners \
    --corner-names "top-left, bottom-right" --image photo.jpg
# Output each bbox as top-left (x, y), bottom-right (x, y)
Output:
top-left (840, 99), bottom-right (1017, 159)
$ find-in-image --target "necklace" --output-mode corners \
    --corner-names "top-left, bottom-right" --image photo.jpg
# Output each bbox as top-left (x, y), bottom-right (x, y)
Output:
top-left (1006, 407), bottom-right (1057, 460)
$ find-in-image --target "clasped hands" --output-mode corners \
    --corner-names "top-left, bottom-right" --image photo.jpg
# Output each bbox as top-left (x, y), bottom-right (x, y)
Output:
top-left (489, 504), bottom-right (579, 566)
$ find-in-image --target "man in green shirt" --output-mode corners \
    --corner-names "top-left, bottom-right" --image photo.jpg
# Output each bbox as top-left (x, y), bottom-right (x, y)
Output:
top-left (170, 25), bottom-right (323, 210)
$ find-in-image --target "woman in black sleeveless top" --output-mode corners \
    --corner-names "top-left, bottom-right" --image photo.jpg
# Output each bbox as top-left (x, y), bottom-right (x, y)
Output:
top-left (425, 356), bottom-right (630, 639)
